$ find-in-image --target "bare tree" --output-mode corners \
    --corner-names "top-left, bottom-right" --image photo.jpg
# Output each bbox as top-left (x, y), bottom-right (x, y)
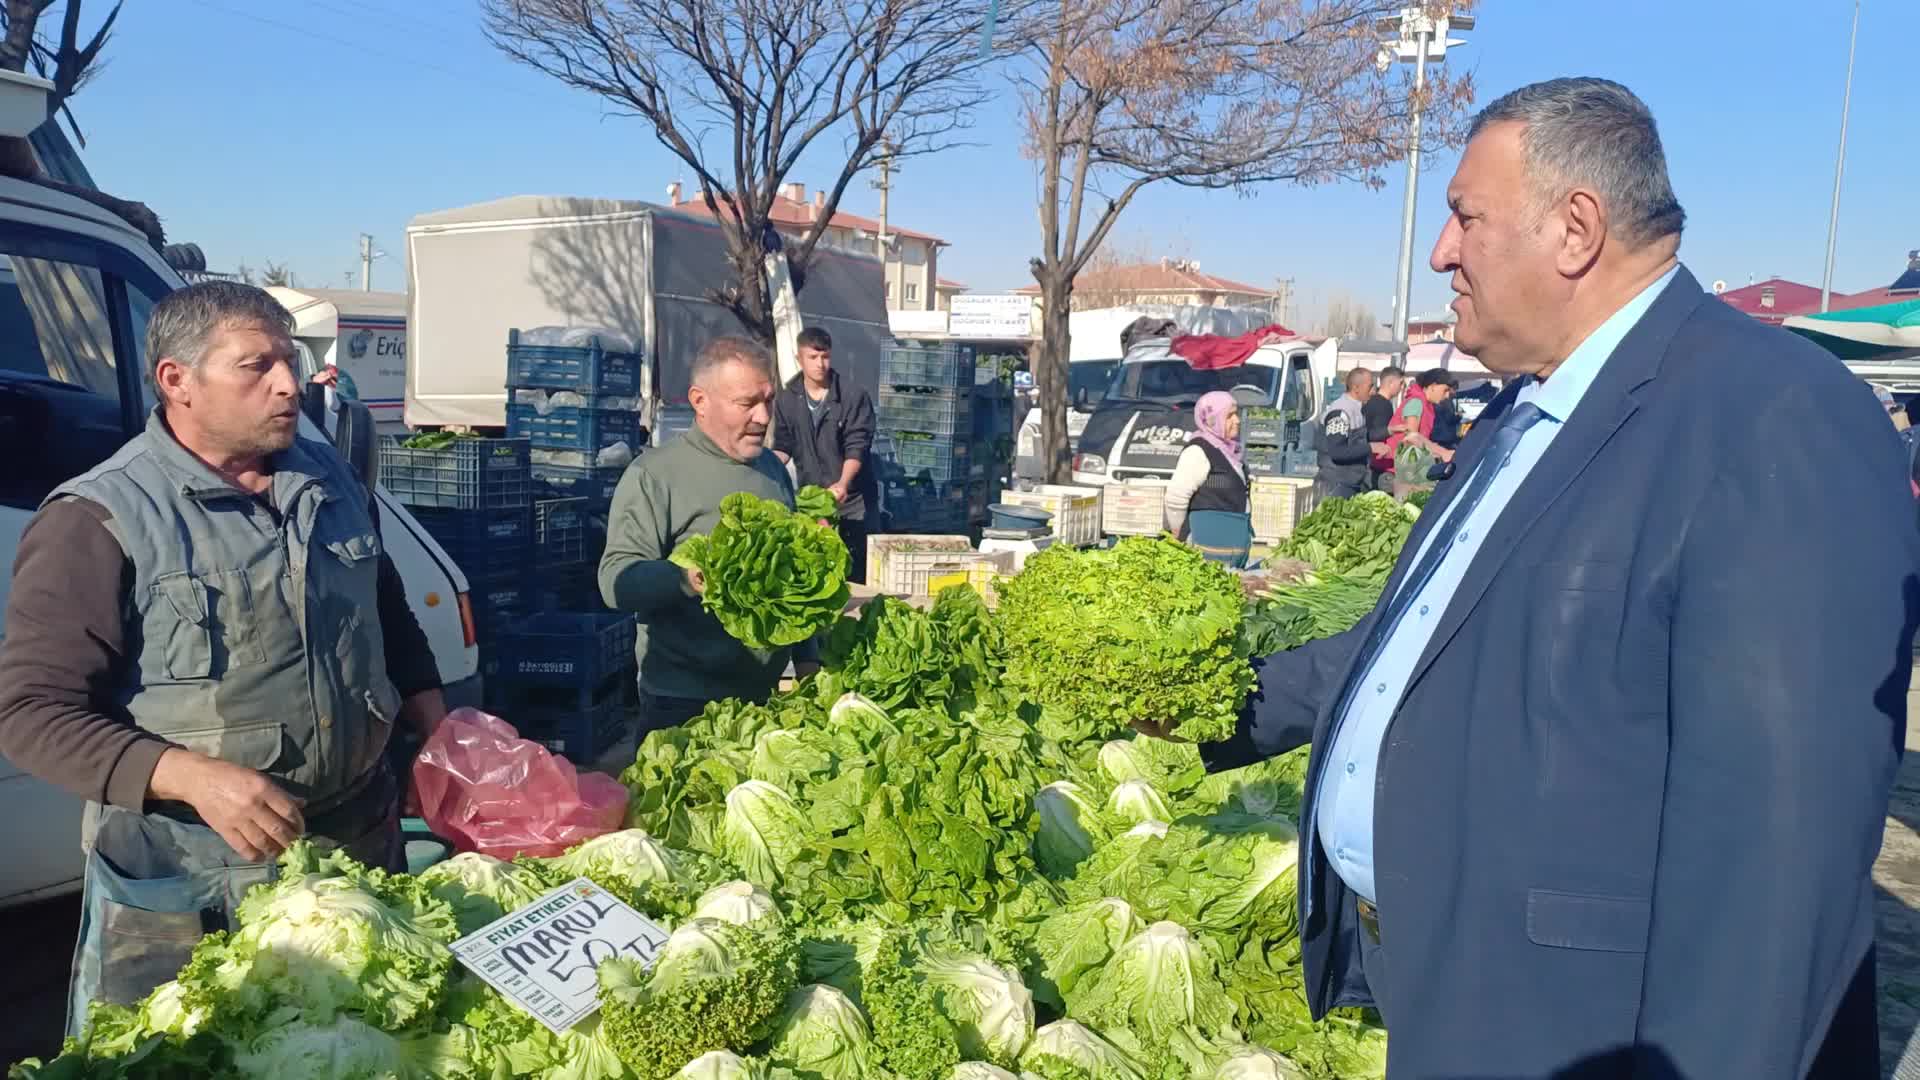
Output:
top-left (484, 0), bottom-right (1011, 345)
top-left (1018, 0), bottom-right (1475, 481)
top-left (0, 0), bottom-right (122, 145)
top-left (1320, 290), bottom-right (1380, 339)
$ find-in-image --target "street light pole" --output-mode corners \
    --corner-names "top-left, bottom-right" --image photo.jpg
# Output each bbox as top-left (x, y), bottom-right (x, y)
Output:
top-left (1380, 6), bottom-right (1472, 344)
top-left (1391, 37), bottom-right (1430, 343)
top-left (1819, 0), bottom-right (1860, 314)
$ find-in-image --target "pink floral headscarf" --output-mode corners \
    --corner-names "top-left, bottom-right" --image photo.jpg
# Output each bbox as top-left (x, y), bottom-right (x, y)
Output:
top-left (1192, 391), bottom-right (1244, 479)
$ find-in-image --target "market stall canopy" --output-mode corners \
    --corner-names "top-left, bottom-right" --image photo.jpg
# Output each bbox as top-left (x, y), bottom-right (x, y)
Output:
top-left (1784, 297), bottom-right (1920, 361)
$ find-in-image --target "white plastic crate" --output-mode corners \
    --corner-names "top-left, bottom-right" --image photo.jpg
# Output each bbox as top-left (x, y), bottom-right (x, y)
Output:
top-left (866, 534), bottom-right (976, 594)
top-left (1102, 481), bottom-right (1167, 537)
top-left (999, 484), bottom-right (1103, 547)
top-left (1251, 477), bottom-right (1318, 543)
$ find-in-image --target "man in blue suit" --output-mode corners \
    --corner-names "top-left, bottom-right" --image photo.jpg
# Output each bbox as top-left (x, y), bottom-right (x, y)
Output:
top-left (1175, 78), bottom-right (1920, 1077)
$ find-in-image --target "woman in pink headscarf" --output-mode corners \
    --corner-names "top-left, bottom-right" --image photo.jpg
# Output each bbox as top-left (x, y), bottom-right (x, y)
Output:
top-left (1164, 390), bottom-right (1249, 539)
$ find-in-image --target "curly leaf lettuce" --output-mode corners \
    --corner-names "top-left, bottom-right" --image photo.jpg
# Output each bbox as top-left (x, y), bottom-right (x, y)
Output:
top-left (671, 492), bottom-right (851, 649)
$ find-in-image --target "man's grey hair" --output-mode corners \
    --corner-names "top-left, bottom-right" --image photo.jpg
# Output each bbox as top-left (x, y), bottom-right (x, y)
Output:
top-left (1468, 77), bottom-right (1687, 248)
top-left (146, 281), bottom-right (294, 387)
top-left (691, 335), bottom-right (774, 388)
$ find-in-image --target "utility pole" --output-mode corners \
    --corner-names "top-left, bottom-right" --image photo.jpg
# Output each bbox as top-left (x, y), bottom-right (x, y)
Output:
top-left (870, 138), bottom-right (898, 305)
top-left (1820, 0), bottom-right (1861, 313)
top-left (358, 233), bottom-right (387, 292)
top-left (1378, 5), bottom-right (1473, 343)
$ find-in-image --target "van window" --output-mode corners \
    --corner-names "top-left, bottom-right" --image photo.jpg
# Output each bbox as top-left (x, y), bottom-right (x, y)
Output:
top-left (1069, 360), bottom-right (1120, 408)
top-left (1106, 359), bottom-right (1280, 404)
top-left (0, 252), bottom-right (150, 509)
top-left (1278, 357), bottom-right (1311, 417)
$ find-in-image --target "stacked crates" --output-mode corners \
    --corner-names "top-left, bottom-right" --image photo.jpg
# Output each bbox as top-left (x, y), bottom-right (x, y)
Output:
top-left (505, 326), bottom-right (645, 486)
top-left (488, 613), bottom-right (637, 764)
top-left (875, 342), bottom-right (987, 531)
top-left (376, 436), bottom-right (534, 643)
top-left (1241, 406), bottom-right (1289, 478)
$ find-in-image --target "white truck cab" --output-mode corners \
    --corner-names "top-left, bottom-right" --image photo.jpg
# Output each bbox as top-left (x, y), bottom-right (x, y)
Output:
top-left (0, 73), bottom-right (479, 907)
top-left (1062, 335), bottom-right (1338, 486)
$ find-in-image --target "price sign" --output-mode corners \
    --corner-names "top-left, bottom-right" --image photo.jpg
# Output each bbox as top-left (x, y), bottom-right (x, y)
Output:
top-left (448, 877), bottom-right (670, 1034)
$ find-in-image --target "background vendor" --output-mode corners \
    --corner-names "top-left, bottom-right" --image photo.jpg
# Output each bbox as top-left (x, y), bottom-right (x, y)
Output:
top-left (1163, 390), bottom-right (1249, 540)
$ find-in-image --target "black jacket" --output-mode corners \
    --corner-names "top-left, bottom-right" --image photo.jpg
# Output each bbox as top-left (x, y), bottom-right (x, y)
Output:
top-left (771, 372), bottom-right (876, 520)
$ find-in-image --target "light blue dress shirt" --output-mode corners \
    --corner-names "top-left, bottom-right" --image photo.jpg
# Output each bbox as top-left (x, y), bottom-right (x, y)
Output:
top-left (1314, 266), bottom-right (1679, 905)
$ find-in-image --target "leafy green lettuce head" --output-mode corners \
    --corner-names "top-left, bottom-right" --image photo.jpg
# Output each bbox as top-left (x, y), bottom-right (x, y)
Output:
top-left (598, 918), bottom-right (800, 1080)
top-left (768, 984), bottom-right (875, 1080)
top-left (415, 851), bottom-right (545, 934)
top-left (995, 538), bottom-right (1254, 743)
top-left (1033, 898), bottom-right (1145, 1013)
top-left (1018, 1020), bottom-right (1145, 1080)
top-left (1216, 1047), bottom-right (1308, 1079)
top-left (1034, 782), bottom-right (1106, 879)
top-left (232, 1015), bottom-right (465, 1080)
top-left (916, 951), bottom-right (1035, 1067)
top-left (723, 780), bottom-right (814, 888)
top-left (671, 491), bottom-right (851, 649)
top-left (1095, 739), bottom-right (1206, 799)
top-left (694, 880), bottom-right (783, 927)
top-left (675, 1051), bottom-right (779, 1080)
top-left (1104, 781), bottom-right (1172, 830)
top-left (545, 828), bottom-right (678, 886)
top-left (1075, 922), bottom-right (1236, 1043)
top-left (951, 1066), bottom-right (1023, 1080)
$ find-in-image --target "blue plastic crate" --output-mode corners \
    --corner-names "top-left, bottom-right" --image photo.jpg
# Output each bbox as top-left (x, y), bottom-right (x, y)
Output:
top-left (878, 388), bottom-right (971, 436)
top-left (881, 343), bottom-right (975, 389)
top-left (506, 328), bottom-right (642, 396)
top-left (413, 506), bottom-right (533, 581)
top-left (885, 433), bottom-right (979, 487)
top-left (469, 576), bottom-right (531, 642)
top-left (1244, 447), bottom-right (1286, 477)
top-left (507, 402), bottom-right (644, 460)
top-left (532, 462), bottom-right (625, 506)
top-left (535, 566), bottom-right (600, 613)
top-left (651, 404), bottom-right (695, 446)
top-left (378, 438), bottom-right (531, 510)
top-left (514, 688), bottom-right (632, 765)
top-left (534, 497), bottom-right (589, 564)
top-left (492, 612), bottom-right (637, 696)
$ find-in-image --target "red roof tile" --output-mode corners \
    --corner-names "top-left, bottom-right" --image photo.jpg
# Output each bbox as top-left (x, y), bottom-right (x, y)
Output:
top-left (1012, 261), bottom-right (1274, 299)
top-left (670, 189), bottom-right (945, 245)
top-left (1716, 278), bottom-right (1827, 323)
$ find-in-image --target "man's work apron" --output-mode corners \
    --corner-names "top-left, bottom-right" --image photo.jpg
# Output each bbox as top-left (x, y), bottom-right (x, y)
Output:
top-left (65, 765), bottom-right (404, 1039)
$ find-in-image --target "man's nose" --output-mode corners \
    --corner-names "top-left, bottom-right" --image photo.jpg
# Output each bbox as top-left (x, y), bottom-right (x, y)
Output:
top-left (1430, 217), bottom-right (1462, 273)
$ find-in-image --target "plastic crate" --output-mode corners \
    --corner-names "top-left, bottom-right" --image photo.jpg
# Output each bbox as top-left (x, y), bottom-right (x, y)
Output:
top-left (378, 438), bottom-right (531, 510)
top-left (506, 328), bottom-right (642, 396)
top-left (998, 484), bottom-right (1103, 547)
top-left (1251, 477), bottom-right (1319, 542)
top-left (881, 343), bottom-right (976, 389)
top-left (878, 389), bottom-right (972, 436)
top-left (534, 497), bottom-right (589, 565)
top-left (516, 689), bottom-right (632, 765)
top-left (1245, 447), bottom-right (1286, 477)
top-left (471, 585), bottom-right (531, 643)
top-left (651, 404), bottom-right (695, 446)
top-left (536, 569), bottom-right (601, 613)
top-left (1102, 482), bottom-right (1168, 537)
top-left (866, 534), bottom-right (976, 592)
top-left (413, 505), bottom-right (534, 581)
top-left (1281, 448), bottom-right (1318, 476)
top-left (532, 462), bottom-right (625, 506)
top-left (492, 611), bottom-right (637, 697)
top-left (1242, 409), bottom-right (1287, 447)
top-left (886, 434), bottom-right (976, 487)
top-left (507, 402), bottom-right (644, 460)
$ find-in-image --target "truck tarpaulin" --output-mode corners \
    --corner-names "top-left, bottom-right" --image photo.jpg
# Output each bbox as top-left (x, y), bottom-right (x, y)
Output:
top-left (1168, 323), bottom-right (1296, 370)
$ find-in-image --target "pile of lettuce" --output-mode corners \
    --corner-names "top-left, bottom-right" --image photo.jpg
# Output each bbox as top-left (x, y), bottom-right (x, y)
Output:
top-left (22, 536), bottom-right (1410, 1080)
top-left (670, 491), bottom-right (851, 650)
top-left (1274, 493), bottom-right (1419, 579)
top-left (994, 539), bottom-right (1254, 744)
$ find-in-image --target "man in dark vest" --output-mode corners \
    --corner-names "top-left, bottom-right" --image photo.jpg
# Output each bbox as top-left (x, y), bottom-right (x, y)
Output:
top-left (0, 282), bottom-right (447, 1034)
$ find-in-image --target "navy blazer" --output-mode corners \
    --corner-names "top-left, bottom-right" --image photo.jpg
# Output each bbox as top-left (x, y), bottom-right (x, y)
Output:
top-left (1215, 268), bottom-right (1920, 1078)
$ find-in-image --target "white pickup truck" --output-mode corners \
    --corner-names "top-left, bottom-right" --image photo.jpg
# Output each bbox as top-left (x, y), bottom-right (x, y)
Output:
top-left (0, 72), bottom-right (481, 908)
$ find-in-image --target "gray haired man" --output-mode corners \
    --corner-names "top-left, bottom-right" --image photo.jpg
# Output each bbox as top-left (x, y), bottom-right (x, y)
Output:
top-left (0, 281), bottom-right (446, 1033)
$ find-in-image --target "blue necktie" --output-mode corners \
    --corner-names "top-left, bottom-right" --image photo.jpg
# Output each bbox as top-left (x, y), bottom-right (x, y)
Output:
top-left (1332, 401), bottom-right (1547, 712)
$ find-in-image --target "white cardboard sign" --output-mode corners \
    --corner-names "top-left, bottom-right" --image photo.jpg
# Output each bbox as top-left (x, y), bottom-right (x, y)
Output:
top-left (448, 877), bottom-right (670, 1034)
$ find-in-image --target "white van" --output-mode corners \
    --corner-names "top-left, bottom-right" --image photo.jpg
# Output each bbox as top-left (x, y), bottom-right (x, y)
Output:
top-left (269, 286), bottom-right (408, 438)
top-left (0, 75), bottom-right (480, 908)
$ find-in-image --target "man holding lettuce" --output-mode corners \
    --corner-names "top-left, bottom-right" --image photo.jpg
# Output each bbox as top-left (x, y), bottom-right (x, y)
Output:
top-left (600, 336), bottom-right (817, 734)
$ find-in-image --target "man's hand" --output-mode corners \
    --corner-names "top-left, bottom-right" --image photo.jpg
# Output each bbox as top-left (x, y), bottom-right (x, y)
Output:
top-left (150, 748), bottom-right (305, 862)
top-left (772, 450), bottom-right (792, 465)
top-left (1128, 718), bottom-right (1190, 743)
top-left (826, 482), bottom-right (849, 504)
top-left (309, 367), bottom-right (340, 389)
top-left (684, 565), bottom-right (706, 595)
top-left (1370, 442), bottom-right (1391, 457)
top-left (399, 688), bottom-right (449, 740)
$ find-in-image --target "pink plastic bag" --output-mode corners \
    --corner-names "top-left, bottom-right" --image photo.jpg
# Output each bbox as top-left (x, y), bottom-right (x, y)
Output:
top-left (413, 708), bottom-right (630, 860)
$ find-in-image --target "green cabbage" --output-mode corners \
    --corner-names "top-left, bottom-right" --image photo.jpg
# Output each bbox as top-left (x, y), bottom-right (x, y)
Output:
top-left (670, 491), bottom-right (851, 649)
top-left (414, 851), bottom-right (545, 934)
top-left (1018, 1021), bottom-right (1144, 1080)
top-left (1216, 1046), bottom-right (1308, 1079)
top-left (916, 951), bottom-right (1035, 1067)
top-left (1103, 781), bottom-right (1172, 829)
top-left (231, 1015), bottom-right (468, 1080)
top-left (1074, 922), bottom-right (1237, 1044)
top-left (695, 881), bottom-right (784, 927)
top-left (767, 984), bottom-right (875, 1080)
top-left (1033, 898), bottom-right (1144, 1012)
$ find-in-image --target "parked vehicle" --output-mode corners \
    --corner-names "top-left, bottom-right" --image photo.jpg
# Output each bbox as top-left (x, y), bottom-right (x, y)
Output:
top-left (404, 196), bottom-right (890, 433)
top-left (269, 286), bottom-right (408, 436)
top-left (0, 75), bottom-right (479, 908)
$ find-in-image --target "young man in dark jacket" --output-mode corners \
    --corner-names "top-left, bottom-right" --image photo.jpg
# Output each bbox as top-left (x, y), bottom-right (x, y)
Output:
top-left (1316, 367), bottom-right (1378, 500)
top-left (772, 327), bottom-right (877, 583)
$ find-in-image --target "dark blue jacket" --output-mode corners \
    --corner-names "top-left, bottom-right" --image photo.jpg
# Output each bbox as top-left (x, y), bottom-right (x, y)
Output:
top-left (1210, 269), bottom-right (1918, 1078)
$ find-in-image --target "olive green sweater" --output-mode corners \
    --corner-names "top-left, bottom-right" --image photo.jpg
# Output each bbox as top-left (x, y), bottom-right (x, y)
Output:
top-left (599, 426), bottom-right (799, 704)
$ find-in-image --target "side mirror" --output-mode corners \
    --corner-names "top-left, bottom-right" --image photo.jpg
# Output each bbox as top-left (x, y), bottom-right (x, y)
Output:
top-left (303, 382), bottom-right (378, 489)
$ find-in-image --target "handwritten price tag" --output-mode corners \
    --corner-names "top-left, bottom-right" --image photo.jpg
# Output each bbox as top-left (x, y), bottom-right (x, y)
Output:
top-left (448, 877), bottom-right (670, 1034)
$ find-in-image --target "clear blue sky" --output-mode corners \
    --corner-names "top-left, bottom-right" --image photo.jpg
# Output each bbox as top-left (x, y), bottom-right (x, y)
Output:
top-left (68, 0), bottom-right (1911, 329)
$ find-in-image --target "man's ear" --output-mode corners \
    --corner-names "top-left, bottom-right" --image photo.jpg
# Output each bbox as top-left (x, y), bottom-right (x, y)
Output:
top-left (153, 357), bottom-right (191, 407)
top-left (687, 384), bottom-right (708, 416)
